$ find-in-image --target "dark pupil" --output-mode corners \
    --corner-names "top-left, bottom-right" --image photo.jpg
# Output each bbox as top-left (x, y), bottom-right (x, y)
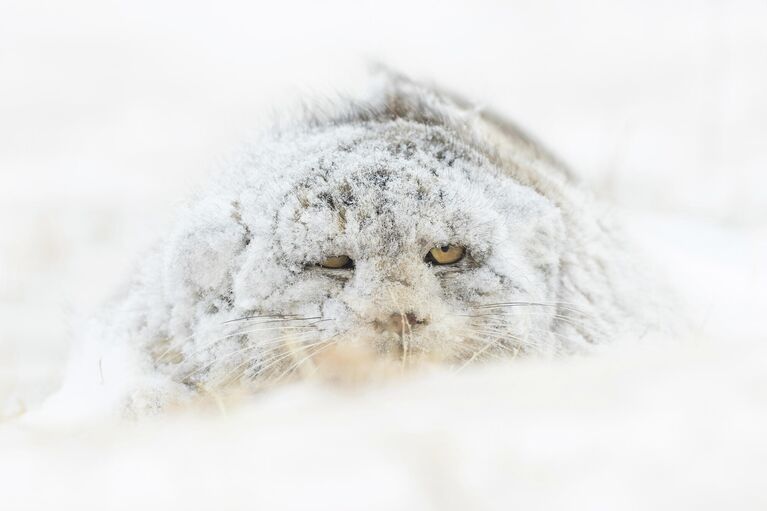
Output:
top-left (440, 246), bottom-right (450, 252)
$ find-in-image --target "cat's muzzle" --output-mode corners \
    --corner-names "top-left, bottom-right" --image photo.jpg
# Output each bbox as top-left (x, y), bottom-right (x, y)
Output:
top-left (374, 312), bottom-right (428, 337)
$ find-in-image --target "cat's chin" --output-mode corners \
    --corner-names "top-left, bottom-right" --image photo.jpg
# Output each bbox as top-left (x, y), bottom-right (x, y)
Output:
top-left (301, 341), bottom-right (411, 386)
top-left (205, 334), bottom-right (461, 393)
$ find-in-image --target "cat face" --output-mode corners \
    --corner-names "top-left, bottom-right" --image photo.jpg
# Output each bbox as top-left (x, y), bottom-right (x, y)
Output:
top-left (164, 122), bottom-right (566, 383)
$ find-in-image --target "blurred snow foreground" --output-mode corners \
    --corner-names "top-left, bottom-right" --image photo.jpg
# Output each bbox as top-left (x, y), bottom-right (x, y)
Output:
top-left (1, 333), bottom-right (766, 510)
top-left (2, 210), bottom-right (767, 509)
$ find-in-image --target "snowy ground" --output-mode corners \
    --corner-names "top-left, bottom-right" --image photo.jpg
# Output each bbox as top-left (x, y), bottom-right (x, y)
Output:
top-left (1, 0), bottom-right (766, 509)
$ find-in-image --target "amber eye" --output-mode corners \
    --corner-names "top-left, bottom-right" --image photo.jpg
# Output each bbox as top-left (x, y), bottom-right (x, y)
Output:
top-left (426, 245), bottom-right (465, 265)
top-left (319, 255), bottom-right (353, 269)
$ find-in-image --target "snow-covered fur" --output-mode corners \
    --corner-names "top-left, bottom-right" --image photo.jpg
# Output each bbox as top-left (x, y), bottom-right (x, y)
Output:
top-left (42, 74), bottom-right (654, 418)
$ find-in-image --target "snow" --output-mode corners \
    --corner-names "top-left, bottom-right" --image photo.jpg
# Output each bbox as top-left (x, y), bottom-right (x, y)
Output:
top-left (1, 0), bottom-right (765, 509)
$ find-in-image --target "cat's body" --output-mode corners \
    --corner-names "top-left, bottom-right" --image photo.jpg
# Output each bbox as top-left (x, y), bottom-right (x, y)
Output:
top-left (42, 74), bottom-right (654, 418)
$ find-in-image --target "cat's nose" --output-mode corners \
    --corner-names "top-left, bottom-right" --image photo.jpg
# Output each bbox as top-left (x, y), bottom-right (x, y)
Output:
top-left (399, 312), bottom-right (424, 327)
top-left (376, 311), bottom-right (428, 335)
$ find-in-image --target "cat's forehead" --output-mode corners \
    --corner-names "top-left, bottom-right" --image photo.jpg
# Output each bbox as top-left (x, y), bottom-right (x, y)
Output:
top-left (231, 121), bottom-right (554, 259)
top-left (249, 121), bottom-right (473, 179)
top-left (268, 128), bottom-right (479, 258)
top-left (284, 122), bottom-right (483, 196)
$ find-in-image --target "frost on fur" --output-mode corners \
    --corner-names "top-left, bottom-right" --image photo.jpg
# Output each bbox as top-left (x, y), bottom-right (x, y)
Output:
top-left (43, 72), bottom-right (659, 418)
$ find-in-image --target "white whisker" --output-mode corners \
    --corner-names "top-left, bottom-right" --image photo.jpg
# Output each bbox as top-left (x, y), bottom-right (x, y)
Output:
top-left (182, 331), bottom-right (320, 382)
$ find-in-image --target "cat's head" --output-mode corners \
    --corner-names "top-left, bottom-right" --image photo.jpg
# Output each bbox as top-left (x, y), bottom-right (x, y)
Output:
top-left (150, 74), bottom-right (634, 387)
top-left (158, 115), bottom-right (573, 385)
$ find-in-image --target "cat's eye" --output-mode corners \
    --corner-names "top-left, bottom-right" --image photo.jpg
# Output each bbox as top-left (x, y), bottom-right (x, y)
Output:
top-left (426, 245), bottom-right (465, 265)
top-left (319, 255), bottom-right (354, 269)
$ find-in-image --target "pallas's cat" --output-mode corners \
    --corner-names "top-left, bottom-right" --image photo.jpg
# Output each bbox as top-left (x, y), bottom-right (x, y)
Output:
top-left (45, 73), bottom-right (652, 418)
